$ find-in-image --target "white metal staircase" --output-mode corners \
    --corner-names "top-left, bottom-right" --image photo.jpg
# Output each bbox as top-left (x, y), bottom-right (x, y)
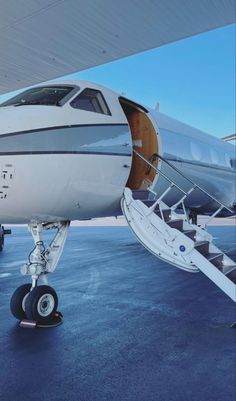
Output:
top-left (121, 151), bottom-right (236, 302)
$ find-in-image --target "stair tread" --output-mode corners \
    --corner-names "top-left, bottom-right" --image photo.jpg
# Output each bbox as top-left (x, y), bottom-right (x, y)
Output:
top-left (195, 241), bottom-right (209, 247)
top-left (223, 265), bottom-right (236, 274)
top-left (168, 219), bottom-right (183, 223)
top-left (132, 190), bottom-right (149, 200)
top-left (205, 253), bottom-right (224, 268)
top-left (167, 219), bottom-right (184, 231)
top-left (183, 229), bottom-right (196, 241)
top-left (206, 253), bottom-right (223, 261)
top-left (194, 241), bottom-right (209, 256)
top-left (142, 200), bottom-right (156, 207)
top-left (226, 268), bottom-right (236, 283)
top-left (155, 209), bottom-right (171, 222)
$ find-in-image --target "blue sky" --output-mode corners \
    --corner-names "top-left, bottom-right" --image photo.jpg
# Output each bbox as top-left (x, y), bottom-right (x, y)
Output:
top-left (1, 24), bottom-right (235, 139)
top-left (73, 24), bottom-right (235, 139)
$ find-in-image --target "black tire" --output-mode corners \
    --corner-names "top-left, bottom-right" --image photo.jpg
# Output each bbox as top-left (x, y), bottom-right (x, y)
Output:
top-left (10, 284), bottom-right (32, 320)
top-left (25, 285), bottom-right (58, 324)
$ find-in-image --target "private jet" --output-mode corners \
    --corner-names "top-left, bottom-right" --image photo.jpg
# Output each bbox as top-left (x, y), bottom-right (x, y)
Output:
top-left (0, 0), bottom-right (235, 324)
top-left (0, 79), bottom-right (235, 324)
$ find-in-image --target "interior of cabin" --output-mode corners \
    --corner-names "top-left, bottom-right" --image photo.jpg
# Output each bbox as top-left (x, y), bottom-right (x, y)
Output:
top-left (119, 98), bottom-right (159, 190)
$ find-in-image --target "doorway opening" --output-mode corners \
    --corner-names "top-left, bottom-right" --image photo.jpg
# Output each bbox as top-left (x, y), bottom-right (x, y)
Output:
top-left (120, 98), bottom-right (159, 190)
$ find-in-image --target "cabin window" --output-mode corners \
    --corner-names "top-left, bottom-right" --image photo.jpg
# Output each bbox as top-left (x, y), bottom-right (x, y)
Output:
top-left (210, 149), bottom-right (219, 164)
top-left (70, 88), bottom-right (111, 115)
top-left (0, 86), bottom-right (76, 107)
top-left (190, 142), bottom-right (202, 161)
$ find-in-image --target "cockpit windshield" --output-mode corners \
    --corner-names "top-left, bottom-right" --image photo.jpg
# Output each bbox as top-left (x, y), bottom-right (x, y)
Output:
top-left (0, 85), bottom-right (75, 107)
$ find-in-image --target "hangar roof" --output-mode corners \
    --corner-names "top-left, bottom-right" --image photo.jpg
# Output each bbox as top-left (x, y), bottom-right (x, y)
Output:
top-left (0, 0), bottom-right (235, 94)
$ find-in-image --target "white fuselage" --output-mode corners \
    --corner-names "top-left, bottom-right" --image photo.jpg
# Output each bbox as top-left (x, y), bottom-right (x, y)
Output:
top-left (0, 80), bottom-right (235, 224)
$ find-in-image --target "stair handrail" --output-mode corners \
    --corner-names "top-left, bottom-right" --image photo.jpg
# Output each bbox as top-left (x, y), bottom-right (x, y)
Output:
top-left (156, 153), bottom-right (232, 213)
top-left (133, 149), bottom-right (232, 214)
top-left (133, 150), bottom-right (187, 196)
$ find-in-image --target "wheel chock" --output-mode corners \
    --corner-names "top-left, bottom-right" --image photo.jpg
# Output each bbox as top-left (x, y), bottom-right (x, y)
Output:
top-left (19, 320), bottom-right (37, 329)
top-left (19, 311), bottom-right (63, 329)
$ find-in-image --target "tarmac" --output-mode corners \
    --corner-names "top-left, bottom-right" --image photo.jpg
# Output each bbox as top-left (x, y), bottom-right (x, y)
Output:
top-left (0, 225), bottom-right (235, 401)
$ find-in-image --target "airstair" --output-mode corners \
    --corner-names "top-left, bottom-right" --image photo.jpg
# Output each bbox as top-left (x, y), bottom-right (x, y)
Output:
top-left (121, 150), bottom-right (236, 302)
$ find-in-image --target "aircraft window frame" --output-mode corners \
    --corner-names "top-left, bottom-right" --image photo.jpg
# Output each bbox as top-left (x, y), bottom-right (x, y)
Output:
top-left (58, 85), bottom-right (80, 105)
top-left (0, 85), bottom-right (79, 108)
top-left (70, 88), bottom-right (112, 116)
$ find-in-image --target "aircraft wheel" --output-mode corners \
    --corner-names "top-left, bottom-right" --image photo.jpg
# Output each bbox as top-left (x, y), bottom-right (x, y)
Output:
top-left (10, 284), bottom-right (32, 320)
top-left (25, 285), bottom-right (58, 324)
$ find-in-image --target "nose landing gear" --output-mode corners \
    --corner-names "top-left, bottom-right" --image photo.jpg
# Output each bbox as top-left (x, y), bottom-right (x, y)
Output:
top-left (10, 221), bottom-right (70, 325)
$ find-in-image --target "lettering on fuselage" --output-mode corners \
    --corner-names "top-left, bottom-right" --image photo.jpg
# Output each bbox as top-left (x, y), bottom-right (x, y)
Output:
top-left (0, 164), bottom-right (14, 199)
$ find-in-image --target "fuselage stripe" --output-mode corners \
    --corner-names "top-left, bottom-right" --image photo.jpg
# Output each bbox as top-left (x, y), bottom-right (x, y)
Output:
top-left (0, 123), bottom-right (132, 157)
top-left (0, 123), bottom-right (129, 138)
top-left (0, 151), bottom-right (132, 157)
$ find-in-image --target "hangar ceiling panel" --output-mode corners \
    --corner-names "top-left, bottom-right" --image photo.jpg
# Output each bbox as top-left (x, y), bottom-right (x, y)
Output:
top-left (0, 0), bottom-right (235, 94)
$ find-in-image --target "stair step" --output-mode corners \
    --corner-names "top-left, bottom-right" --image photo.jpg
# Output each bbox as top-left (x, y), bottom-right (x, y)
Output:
top-left (142, 200), bottom-right (156, 207)
top-left (123, 187), bottom-right (236, 302)
top-left (226, 268), bottom-right (236, 284)
top-left (223, 265), bottom-right (236, 274)
top-left (206, 253), bottom-right (224, 268)
top-left (155, 209), bottom-right (171, 222)
top-left (194, 241), bottom-right (209, 256)
top-left (132, 190), bottom-right (149, 200)
top-left (167, 219), bottom-right (183, 231)
top-left (183, 230), bottom-right (196, 241)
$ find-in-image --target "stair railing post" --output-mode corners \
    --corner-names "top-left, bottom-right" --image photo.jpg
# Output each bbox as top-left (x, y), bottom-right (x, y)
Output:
top-left (200, 206), bottom-right (223, 229)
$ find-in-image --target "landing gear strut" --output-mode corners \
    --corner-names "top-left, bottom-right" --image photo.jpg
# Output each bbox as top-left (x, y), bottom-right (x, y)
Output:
top-left (10, 221), bottom-right (70, 324)
top-left (189, 210), bottom-right (198, 225)
top-left (0, 225), bottom-right (11, 252)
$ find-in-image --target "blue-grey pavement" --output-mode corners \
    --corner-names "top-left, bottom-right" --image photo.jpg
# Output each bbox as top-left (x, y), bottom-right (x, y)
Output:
top-left (0, 226), bottom-right (235, 401)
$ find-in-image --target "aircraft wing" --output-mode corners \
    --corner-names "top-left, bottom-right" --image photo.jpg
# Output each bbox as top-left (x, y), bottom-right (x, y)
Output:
top-left (0, 0), bottom-right (235, 94)
top-left (222, 133), bottom-right (236, 142)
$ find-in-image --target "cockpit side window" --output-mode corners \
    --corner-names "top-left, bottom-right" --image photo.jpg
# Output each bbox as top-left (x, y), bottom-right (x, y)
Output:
top-left (0, 85), bottom-right (76, 107)
top-left (70, 88), bottom-right (111, 115)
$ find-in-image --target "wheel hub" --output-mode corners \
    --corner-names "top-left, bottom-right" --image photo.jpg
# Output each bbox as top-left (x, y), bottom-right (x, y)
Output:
top-left (37, 294), bottom-right (55, 317)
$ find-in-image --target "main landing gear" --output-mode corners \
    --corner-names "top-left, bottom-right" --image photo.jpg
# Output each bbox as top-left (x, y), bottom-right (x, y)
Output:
top-left (0, 225), bottom-right (12, 252)
top-left (10, 221), bottom-right (70, 325)
top-left (189, 210), bottom-right (198, 225)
